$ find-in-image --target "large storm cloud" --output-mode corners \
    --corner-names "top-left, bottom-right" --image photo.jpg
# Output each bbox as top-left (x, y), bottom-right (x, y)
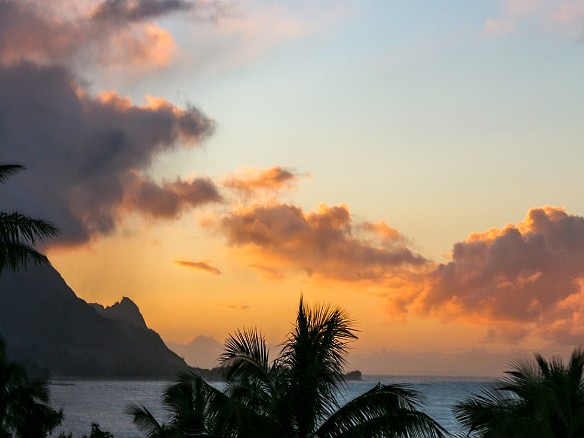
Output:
top-left (0, 0), bottom-right (224, 247)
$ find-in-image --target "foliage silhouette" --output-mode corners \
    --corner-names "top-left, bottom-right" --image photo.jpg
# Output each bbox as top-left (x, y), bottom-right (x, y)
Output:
top-left (454, 347), bottom-right (584, 437)
top-left (0, 338), bottom-right (63, 437)
top-left (58, 423), bottom-right (115, 438)
top-left (0, 164), bottom-right (59, 275)
top-left (129, 298), bottom-right (446, 437)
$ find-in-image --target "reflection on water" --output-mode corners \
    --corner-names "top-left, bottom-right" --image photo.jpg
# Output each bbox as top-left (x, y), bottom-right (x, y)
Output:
top-left (50, 376), bottom-right (491, 437)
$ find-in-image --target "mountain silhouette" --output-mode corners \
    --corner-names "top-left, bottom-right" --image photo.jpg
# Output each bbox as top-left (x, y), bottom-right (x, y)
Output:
top-left (0, 263), bottom-right (190, 379)
top-left (167, 335), bottom-right (225, 370)
top-left (90, 297), bottom-right (148, 330)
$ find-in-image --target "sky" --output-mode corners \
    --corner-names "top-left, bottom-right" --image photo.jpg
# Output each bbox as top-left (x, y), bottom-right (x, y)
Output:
top-left (2, 0), bottom-right (584, 376)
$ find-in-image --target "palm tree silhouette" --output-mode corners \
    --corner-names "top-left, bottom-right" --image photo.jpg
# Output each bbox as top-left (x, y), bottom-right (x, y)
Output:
top-left (0, 164), bottom-right (59, 274)
top-left (0, 338), bottom-right (63, 437)
top-left (454, 348), bottom-right (584, 437)
top-left (129, 298), bottom-right (446, 437)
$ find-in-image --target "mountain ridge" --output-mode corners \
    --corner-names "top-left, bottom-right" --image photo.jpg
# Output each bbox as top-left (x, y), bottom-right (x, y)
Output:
top-left (0, 263), bottom-right (189, 379)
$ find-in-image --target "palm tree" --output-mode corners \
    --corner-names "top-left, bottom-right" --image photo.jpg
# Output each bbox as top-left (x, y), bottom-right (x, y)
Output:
top-left (0, 338), bottom-right (63, 437)
top-left (129, 298), bottom-right (446, 437)
top-left (0, 164), bottom-right (59, 275)
top-left (453, 348), bottom-right (584, 437)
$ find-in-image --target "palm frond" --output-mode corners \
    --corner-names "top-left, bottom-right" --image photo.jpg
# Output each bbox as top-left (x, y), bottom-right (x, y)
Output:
top-left (0, 242), bottom-right (51, 274)
top-left (126, 404), bottom-right (168, 438)
top-left (0, 212), bottom-right (59, 273)
top-left (0, 212), bottom-right (60, 245)
top-left (220, 328), bottom-right (270, 382)
top-left (0, 338), bottom-right (62, 436)
top-left (453, 383), bottom-right (525, 436)
top-left (278, 298), bottom-right (358, 433)
top-left (318, 383), bottom-right (446, 438)
top-left (454, 349), bottom-right (584, 438)
top-left (0, 165), bottom-right (25, 183)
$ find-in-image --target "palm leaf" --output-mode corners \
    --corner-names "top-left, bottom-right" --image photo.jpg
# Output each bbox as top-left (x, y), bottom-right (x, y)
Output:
top-left (0, 212), bottom-right (60, 245)
top-left (0, 165), bottom-right (25, 183)
top-left (0, 242), bottom-right (51, 273)
top-left (126, 404), bottom-right (169, 438)
top-left (317, 383), bottom-right (446, 438)
top-left (0, 213), bottom-right (59, 274)
top-left (278, 298), bottom-right (358, 435)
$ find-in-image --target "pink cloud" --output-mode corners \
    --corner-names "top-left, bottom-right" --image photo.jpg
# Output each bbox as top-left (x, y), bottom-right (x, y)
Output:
top-left (411, 207), bottom-right (584, 344)
top-left (0, 0), bottom-right (226, 71)
top-left (484, 0), bottom-right (584, 37)
top-left (221, 203), bottom-right (429, 283)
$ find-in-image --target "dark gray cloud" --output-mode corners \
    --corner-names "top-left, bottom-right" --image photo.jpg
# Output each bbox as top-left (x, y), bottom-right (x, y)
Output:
top-left (124, 173), bottom-right (222, 218)
top-left (0, 62), bottom-right (217, 246)
top-left (91, 0), bottom-right (193, 22)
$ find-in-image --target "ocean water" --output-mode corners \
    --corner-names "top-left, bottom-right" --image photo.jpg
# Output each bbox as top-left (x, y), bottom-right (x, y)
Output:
top-left (49, 376), bottom-right (491, 437)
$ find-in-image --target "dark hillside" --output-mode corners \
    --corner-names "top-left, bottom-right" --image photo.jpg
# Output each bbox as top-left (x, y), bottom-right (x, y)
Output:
top-left (0, 263), bottom-right (189, 379)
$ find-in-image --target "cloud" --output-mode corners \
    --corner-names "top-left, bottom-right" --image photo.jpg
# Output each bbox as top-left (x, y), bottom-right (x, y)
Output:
top-left (220, 203), bottom-right (429, 283)
top-left (0, 0), bottom-right (226, 71)
top-left (483, 18), bottom-right (517, 35)
top-left (217, 302), bottom-right (250, 310)
top-left (175, 259), bottom-right (222, 275)
top-left (224, 166), bottom-right (302, 195)
top-left (179, 1), bottom-right (352, 76)
top-left (484, 0), bottom-right (584, 38)
top-left (124, 172), bottom-right (221, 219)
top-left (0, 61), bottom-right (215, 246)
top-left (167, 335), bottom-right (224, 369)
top-left (247, 264), bottom-right (286, 280)
top-left (91, 0), bottom-right (193, 22)
top-left (413, 207), bottom-right (584, 344)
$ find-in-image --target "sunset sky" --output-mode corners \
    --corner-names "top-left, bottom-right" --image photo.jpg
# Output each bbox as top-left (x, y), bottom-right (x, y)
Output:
top-left (2, 0), bottom-right (584, 376)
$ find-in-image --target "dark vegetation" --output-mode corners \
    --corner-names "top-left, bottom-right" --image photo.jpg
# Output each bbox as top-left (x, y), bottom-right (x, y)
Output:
top-left (0, 164), bottom-right (59, 275)
top-left (128, 298), bottom-right (447, 438)
top-left (454, 348), bottom-right (584, 437)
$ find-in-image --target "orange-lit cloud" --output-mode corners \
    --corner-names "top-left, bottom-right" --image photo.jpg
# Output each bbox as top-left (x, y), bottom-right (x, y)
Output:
top-left (247, 264), bottom-right (286, 281)
top-left (221, 203), bottom-right (429, 283)
top-left (224, 166), bottom-right (302, 195)
top-left (175, 260), bottom-right (222, 275)
top-left (411, 206), bottom-right (584, 344)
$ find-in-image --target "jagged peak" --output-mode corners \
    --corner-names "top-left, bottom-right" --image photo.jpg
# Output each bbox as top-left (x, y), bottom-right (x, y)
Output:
top-left (100, 296), bottom-right (148, 329)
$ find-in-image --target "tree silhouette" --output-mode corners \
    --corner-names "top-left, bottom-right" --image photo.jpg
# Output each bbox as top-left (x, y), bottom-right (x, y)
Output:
top-left (454, 348), bottom-right (584, 437)
top-left (129, 298), bottom-right (446, 437)
top-left (0, 164), bottom-right (59, 275)
top-left (0, 339), bottom-right (63, 437)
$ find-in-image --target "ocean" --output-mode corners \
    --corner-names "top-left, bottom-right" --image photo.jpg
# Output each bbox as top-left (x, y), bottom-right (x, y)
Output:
top-left (49, 376), bottom-right (491, 437)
